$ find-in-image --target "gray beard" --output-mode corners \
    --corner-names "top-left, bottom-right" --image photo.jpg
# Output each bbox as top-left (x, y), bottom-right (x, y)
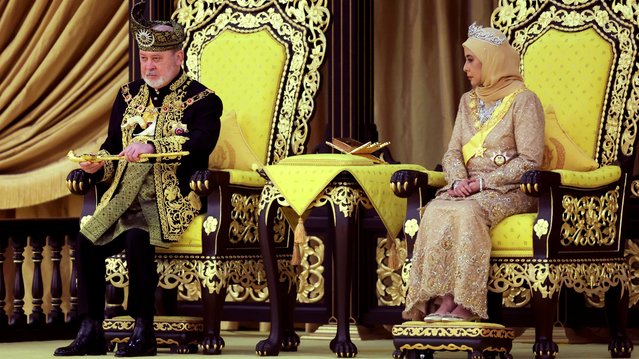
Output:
top-left (142, 75), bottom-right (168, 89)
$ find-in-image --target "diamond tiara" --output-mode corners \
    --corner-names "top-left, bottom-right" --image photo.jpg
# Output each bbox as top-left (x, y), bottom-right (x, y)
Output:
top-left (468, 22), bottom-right (506, 46)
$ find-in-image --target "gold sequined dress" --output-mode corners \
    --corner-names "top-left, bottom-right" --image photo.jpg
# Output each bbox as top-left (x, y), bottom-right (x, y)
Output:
top-left (402, 88), bottom-right (544, 320)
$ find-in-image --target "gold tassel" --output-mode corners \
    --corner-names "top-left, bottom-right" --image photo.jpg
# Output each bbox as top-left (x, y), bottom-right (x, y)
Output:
top-left (292, 217), bottom-right (307, 265)
top-left (387, 233), bottom-right (400, 269)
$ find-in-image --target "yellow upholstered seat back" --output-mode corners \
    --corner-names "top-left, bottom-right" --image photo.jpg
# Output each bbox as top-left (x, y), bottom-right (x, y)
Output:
top-left (180, 3), bottom-right (327, 166)
top-left (200, 29), bottom-right (286, 165)
top-left (523, 28), bottom-right (613, 160)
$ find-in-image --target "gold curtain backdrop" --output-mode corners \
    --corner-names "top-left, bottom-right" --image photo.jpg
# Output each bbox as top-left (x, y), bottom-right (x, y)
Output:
top-left (0, 0), bottom-right (496, 215)
top-left (374, 0), bottom-right (496, 169)
top-left (0, 0), bottom-right (128, 213)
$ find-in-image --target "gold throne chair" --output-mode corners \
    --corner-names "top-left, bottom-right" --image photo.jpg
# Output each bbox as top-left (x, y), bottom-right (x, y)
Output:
top-left (69, 0), bottom-right (330, 354)
top-left (390, 1), bottom-right (639, 358)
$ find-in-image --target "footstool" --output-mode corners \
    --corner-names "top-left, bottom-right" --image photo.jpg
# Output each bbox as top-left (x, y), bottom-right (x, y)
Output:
top-left (392, 321), bottom-right (515, 359)
top-left (103, 316), bottom-right (203, 354)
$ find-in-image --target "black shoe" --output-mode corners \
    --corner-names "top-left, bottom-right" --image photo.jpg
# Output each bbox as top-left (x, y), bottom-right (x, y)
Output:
top-left (54, 318), bottom-right (107, 356)
top-left (115, 318), bottom-right (157, 357)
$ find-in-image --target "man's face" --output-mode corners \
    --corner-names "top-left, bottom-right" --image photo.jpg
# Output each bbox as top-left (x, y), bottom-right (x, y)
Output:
top-left (139, 49), bottom-right (184, 89)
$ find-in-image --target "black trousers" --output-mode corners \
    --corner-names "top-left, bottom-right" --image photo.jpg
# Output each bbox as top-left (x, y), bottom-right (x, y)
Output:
top-left (76, 228), bottom-right (158, 322)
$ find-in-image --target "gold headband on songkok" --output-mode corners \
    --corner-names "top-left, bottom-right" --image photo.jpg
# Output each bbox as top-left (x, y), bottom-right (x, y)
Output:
top-left (130, 0), bottom-right (186, 51)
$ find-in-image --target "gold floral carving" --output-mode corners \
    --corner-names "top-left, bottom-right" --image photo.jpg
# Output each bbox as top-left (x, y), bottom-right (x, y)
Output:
top-left (312, 184), bottom-right (373, 218)
top-left (229, 193), bottom-right (260, 244)
top-left (488, 259), bottom-right (629, 307)
top-left (560, 188), bottom-right (619, 247)
top-left (626, 239), bottom-right (639, 307)
top-left (376, 236), bottom-right (408, 306)
top-left (493, 0), bottom-right (639, 163)
top-left (533, 218), bottom-right (549, 238)
top-left (297, 235), bottom-right (325, 303)
top-left (175, 0), bottom-right (329, 164)
top-left (404, 219), bottom-right (419, 239)
top-left (203, 216), bottom-right (218, 235)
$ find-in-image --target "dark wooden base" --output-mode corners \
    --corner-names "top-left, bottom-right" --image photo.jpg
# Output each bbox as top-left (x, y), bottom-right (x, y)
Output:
top-left (103, 316), bottom-right (203, 354)
top-left (392, 321), bottom-right (515, 359)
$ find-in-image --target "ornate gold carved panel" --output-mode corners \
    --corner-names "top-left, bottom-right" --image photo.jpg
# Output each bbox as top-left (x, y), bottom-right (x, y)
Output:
top-left (488, 259), bottom-right (629, 307)
top-left (229, 193), bottom-right (259, 244)
top-left (376, 236), bottom-right (407, 306)
top-left (560, 187), bottom-right (619, 247)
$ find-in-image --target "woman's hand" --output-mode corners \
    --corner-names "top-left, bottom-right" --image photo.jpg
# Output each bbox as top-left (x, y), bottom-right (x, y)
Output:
top-left (447, 178), bottom-right (481, 197)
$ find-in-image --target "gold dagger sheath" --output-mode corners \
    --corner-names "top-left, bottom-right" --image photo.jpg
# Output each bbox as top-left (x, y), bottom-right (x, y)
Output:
top-left (67, 150), bottom-right (189, 163)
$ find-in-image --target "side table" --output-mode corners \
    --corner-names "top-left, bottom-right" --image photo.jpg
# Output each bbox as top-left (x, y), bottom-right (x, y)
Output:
top-left (256, 175), bottom-right (370, 358)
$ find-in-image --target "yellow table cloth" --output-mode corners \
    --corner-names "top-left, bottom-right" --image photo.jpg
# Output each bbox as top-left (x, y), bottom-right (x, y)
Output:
top-left (262, 154), bottom-right (426, 239)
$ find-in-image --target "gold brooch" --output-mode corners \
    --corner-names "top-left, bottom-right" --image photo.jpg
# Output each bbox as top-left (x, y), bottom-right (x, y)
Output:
top-left (492, 151), bottom-right (508, 166)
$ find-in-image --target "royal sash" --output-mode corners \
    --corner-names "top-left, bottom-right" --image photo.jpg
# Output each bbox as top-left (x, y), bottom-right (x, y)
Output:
top-left (462, 88), bottom-right (524, 164)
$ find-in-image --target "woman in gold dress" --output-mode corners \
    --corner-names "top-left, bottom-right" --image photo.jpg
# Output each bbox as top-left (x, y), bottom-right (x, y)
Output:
top-left (402, 24), bottom-right (545, 322)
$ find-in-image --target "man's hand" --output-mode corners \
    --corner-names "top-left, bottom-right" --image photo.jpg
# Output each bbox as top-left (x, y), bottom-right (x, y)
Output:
top-left (120, 143), bottom-right (155, 162)
top-left (79, 160), bottom-right (104, 173)
top-left (447, 178), bottom-right (481, 197)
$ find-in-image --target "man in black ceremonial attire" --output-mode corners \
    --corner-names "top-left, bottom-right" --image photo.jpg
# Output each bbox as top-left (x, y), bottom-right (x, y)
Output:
top-left (55, 1), bottom-right (222, 356)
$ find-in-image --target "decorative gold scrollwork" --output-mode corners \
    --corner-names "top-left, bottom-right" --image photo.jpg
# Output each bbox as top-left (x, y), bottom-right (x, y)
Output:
top-left (107, 255), bottom-right (303, 303)
top-left (105, 256), bottom-right (128, 288)
top-left (313, 184), bottom-right (373, 217)
top-left (625, 239), bottom-right (639, 307)
top-left (229, 193), bottom-right (260, 244)
top-left (392, 326), bottom-right (515, 340)
top-left (297, 235), bottom-right (325, 303)
top-left (560, 188), bottom-right (619, 246)
top-left (488, 259), bottom-right (629, 307)
top-left (376, 236), bottom-right (408, 306)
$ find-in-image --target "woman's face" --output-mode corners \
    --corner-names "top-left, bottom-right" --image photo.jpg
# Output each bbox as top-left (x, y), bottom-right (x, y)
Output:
top-left (463, 48), bottom-right (482, 87)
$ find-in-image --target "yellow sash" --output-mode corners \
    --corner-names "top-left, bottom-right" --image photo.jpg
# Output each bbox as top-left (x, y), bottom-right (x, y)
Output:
top-left (462, 88), bottom-right (524, 164)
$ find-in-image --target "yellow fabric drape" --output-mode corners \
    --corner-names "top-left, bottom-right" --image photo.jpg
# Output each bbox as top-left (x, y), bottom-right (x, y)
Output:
top-left (373, 0), bottom-right (497, 170)
top-left (0, 0), bottom-right (129, 210)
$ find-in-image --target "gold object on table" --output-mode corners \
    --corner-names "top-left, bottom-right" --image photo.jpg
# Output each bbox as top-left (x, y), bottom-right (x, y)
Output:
top-left (67, 150), bottom-right (189, 163)
top-left (325, 138), bottom-right (390, 163)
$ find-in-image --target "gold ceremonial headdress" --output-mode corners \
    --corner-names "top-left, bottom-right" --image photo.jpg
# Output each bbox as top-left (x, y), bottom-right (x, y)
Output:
top-left (131, 0), bottom-right (186, 51)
